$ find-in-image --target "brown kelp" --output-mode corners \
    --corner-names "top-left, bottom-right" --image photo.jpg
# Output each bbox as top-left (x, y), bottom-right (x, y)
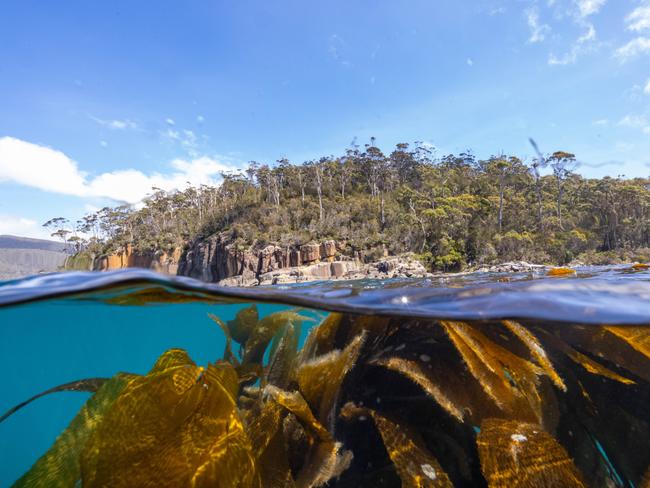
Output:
top-left (8, 306), bottom-right (650, 487)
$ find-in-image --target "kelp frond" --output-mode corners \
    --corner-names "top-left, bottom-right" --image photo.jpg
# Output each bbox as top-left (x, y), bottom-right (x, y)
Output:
top-left (8, 309), bottom-right (650, 487)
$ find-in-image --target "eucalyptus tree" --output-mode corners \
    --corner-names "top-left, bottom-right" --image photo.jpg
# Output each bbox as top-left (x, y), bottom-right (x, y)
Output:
top-left (528, 138), bottom-right (548, 228)
top-left (548, 151), bottom-right (576, 229)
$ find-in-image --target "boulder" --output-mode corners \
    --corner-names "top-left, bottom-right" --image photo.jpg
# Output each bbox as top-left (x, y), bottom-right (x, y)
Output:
top-left (330, 261), bottom-right (358, 278)
top-left (476, 261), bottom-right (547, 273)
top-left (302, 262), bottom-right (333, 280)
top-left (320, 240), bottom-right (337, 260)
top-left (300, 244), bottom-right (321, 264)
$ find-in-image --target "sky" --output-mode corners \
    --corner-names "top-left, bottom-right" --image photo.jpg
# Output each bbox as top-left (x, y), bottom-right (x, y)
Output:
top-left (0, 0), bottom-right (649, 239)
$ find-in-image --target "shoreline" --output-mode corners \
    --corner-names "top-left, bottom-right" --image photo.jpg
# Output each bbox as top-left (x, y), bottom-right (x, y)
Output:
top-left (218, 259), bottom-right (554, 287)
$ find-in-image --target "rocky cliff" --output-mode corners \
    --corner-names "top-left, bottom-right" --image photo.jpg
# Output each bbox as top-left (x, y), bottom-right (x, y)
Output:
top-left (177, 234), bottom-right (358, 284)
top-left (94, 245), bottom-right (182, 275)
top-left (92, 233), bottom-right (431, 286)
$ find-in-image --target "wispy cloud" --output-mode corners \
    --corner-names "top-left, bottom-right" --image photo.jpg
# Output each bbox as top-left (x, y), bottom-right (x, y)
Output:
top-left (574, 0), bottom-right (607, 18)
top-left (161, 127), bottom-right (200, 156)
top-left (626, 1), bottom-right (650, 32)
top-left (90, 116), bottom-right (138, 130)
top-left (180, 130), bottom-right (198, 153)
top-left (0, 214), bottom-right (52, 239)
top-left (615, 36), bottom-right (650, 61)
top-left (592, 118), bottom-right (608, 126)
top-left (525, 7), bottom-right (551, 43)
top-left (165, 118), bottom-right (175, 126)
top-left (548, 28), bottom-right (596, 65)
top-left (577, 23), bottom-right (596, 43)
top-left (645, 79), bottom-right (650, 95)
top-left (162, 128), bottom-right (180, 141)
top-left (328, 34), bottom-right (351, 67)
top-left (546, 1), bottom-right (601, 66)
top-left (0, 136), bottom-right (241, 204)
top-left (618, 114), bottom-right (650, 134)
top-left (615, 2), bottom-right (650, 63)
top-left (466, 58), bottom-right (474, 66)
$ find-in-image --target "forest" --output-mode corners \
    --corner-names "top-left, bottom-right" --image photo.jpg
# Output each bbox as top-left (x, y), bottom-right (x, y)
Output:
top-left (50, 140), bottom-right (650, 271)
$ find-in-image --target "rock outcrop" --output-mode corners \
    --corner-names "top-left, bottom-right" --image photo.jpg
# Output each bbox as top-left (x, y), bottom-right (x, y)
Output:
top-left (254, 260), bottom-right (360, 286)
top-left (94, 245), bottom-right (182, 275)
top-left (92, 234), bottom-right (433, 286)
top-left (474, 261), bottom-right (547, 273)
top-left (177, 234), bottom-right (344, 283)
top-left (228, 254), bottom-right (431, 286)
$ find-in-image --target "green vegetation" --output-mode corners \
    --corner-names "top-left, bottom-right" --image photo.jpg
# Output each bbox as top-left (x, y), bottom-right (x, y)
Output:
top-left (55, 140), bottom-right (650, 271)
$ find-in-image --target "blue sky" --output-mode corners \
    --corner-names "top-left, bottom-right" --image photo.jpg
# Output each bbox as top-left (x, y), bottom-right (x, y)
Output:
top-left (0, 0), bottom-right (649, 239)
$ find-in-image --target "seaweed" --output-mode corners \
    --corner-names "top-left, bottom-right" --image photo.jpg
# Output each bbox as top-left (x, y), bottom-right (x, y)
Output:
top-left (6, 310), bottom-right (650, 487)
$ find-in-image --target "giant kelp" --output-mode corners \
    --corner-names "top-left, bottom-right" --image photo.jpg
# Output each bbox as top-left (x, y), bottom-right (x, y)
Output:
top-left (7, 306), bottom-right (650, 487)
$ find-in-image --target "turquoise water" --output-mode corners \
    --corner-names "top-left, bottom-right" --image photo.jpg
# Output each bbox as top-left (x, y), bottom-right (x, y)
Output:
top-left (0, 296), bottom-right (312, 485)
top-left (1, 268), bottom-right (650, 486)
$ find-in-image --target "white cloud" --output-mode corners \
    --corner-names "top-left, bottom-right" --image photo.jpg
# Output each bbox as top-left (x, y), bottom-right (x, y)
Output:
top-left (547, 8), bottom-right (598, 66)
top-left (626, 1), bottom-right (650, 32)
top-left (162, 128), bottom-right (180, 141)
top-left (0, 136), bottom-right (240, 204)
top-left (548, 42), bottom-right (583, 65)
top-left (645, 79), bottom-right (650, 94)
top-left (525, 7), bottom-right (551, 43)
top-left (196, 115), bottom-right (205, 123)
top-left (100, 140), bottom-right (108, 148)
top-left (0, 137), bottom-right (88, 195)
top-left (615, 37), bottom-right (650, 61)
top-left (577, 23), bottom-right (596, 43)
top-left (618, 114), bottom-right (650, 133)
top-left (90, 116), bottom-right (137, 130)
top-left (182, 130), bottom-right (197, 148)
top-left (575, 0), bottom-right (606, 18)
top-left (0, 214), bottom-right (53, 240)
top-left (592, 118), bottom-right (608, 126)
top-left (165, 118), bottom-right (175, 126)
top-left (466, 58), bottom-right (474, 66)
top-left (161, 128), bottom-right (200, 155)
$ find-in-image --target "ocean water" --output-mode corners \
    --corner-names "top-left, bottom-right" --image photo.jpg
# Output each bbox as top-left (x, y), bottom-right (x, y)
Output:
top-left (0, 268), bottom-right (649, 487)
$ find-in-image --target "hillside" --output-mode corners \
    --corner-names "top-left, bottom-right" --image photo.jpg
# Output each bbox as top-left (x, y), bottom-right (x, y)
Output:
top-left (57, 142), bottom-right (650, 281)
top-left (0, 235), bottom-right (68, 280)
top-left (0, 235), bottom-right (66, 252)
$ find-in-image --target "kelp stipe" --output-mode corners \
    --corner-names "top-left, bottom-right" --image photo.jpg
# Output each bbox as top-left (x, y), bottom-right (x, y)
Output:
top-left (8, 309), bottom-right (650, 487)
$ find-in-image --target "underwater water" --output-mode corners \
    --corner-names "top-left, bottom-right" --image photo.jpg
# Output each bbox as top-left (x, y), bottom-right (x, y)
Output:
top-left (0, 267), bottom-right (649, 487)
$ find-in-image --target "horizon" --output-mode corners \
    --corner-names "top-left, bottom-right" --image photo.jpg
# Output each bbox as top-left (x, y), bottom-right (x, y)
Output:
top-left (1, 0), bottom-right (650, 239)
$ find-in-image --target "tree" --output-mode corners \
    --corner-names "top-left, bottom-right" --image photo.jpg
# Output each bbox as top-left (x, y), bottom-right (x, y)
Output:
top-left (528, 138), bottom-right (548, 228)
top-left (43, 217), bottom-right (71, 251)
top-left (48, 140), bottom-right (650, 272)
top-left (548, 151), bottom-right (576, 229)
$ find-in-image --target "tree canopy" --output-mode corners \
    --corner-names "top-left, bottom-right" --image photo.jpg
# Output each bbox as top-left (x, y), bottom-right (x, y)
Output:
top-left (55, 141), bottom-right (650, 271)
